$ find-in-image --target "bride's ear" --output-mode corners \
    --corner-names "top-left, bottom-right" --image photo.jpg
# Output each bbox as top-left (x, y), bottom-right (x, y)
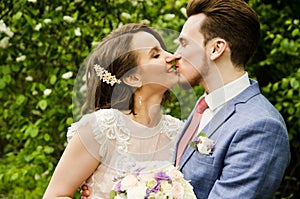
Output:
top-left (122, 73), bottom-right (142, 88)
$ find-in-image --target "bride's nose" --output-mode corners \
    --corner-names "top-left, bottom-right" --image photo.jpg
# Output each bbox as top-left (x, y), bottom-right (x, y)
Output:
top-left (165, 53), bottom-right (181, 63)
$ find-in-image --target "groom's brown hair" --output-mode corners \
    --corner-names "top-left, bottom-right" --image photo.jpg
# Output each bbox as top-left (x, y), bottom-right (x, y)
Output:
top-left (186, 0), bottom-right (260, 67)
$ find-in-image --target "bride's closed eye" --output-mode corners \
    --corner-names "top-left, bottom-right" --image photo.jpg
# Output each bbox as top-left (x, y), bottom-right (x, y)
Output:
top-left (153, 53), bottom-right (160, 58)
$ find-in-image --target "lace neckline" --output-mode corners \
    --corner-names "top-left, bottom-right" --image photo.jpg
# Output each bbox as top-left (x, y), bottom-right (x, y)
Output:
top-left (119, 111), bottom-right (163, 129)
top-left (114, 109), bottom-right (166, 139)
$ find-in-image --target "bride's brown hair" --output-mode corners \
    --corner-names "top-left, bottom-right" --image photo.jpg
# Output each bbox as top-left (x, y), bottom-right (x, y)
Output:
top-left (81, 23), bottom-right (170, 114)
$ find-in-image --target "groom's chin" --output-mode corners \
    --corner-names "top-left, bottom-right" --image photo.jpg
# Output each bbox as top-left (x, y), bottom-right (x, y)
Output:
top-left (178, 81), bottom-right (194, 90)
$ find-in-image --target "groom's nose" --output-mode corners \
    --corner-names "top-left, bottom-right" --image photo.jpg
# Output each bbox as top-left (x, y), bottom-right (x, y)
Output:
top-left (165, 54), bottom-right (181, 63)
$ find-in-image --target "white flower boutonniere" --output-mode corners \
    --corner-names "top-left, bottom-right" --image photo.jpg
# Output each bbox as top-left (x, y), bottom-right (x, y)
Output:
top-left (190, 132), bottom-right (214, 155)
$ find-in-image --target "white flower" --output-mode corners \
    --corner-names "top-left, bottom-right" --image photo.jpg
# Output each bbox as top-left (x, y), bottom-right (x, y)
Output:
top-left (160, 180), bottom-right (172, 191)
top-left (195, 135), bottom-right (214, 155)
top-left (25, 76), bottom-right (33, 81)
top-left (0, 20), bottom-right (14, 37)
top-left (34, 23), bottom-right (42, 31)
top-left (34, 174), bottom-right (40, 180)
top-left (114, 195), bottom-right (125, 199)
top-left (91, 41), bottom-right (100, 47)
top-left (140, 19), bottom-right (150, 25)
top-left (121, 12), bottom-right (131, 20)
top-left (55, 6), bottom-right (63, 11)
top-left (32, 90), bottom-right (38, 95)
top-left (0, 20), bottom-right (7, 32)
top-left (74, 27), bottom-right (81, 36)
top-left (62, 71), bottom-right (73, 79)
top-left (180, 7), bottom-right (187, 18)
top-left (164, 14), bottom-right (175, 20)
top-left (79, 84), bottom-right (86, 93)
top-left (28, 0), bottom-right (37, 3)
top-left (146, 0), bottom-right (153, 6)
top-left (0, 36), bottom-right (10, 48)
top-left (43, 18), bottom-right (52, 24)
top-left (63, 16), bottom-right (75, 23)
top-left (16, 55), bottom-right (26, 62)
top-left (43, 89), bottom-right (52, 96)
top-left (126, 182), bottom-right (147, 199)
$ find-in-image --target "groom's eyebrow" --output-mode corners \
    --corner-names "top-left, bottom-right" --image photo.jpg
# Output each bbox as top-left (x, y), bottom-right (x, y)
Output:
top-left (178, 37), bottom-right (188, 45)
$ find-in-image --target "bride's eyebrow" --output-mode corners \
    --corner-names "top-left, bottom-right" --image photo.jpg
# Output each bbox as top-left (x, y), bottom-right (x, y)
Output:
top-left (148, 46), bottom-right (160, 55)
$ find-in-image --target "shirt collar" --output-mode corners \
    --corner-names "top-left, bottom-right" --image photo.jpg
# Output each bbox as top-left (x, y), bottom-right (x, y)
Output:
top-left (205, 72), bottom-right (250, 111)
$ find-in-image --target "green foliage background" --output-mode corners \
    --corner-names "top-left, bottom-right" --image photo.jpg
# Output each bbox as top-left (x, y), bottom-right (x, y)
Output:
top-left (0, 0), bottom-right (299, 198)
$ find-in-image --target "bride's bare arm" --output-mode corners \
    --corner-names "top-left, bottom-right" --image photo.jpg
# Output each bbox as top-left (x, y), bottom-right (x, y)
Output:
top-left (43, 133), bottom-right (99, 199)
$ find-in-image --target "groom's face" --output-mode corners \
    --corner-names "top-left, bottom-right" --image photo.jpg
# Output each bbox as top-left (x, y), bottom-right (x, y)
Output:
top-left (175, 14), bottom-right (210, 89)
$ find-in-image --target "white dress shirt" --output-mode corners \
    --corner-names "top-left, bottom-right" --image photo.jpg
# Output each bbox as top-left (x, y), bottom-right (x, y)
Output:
top-left (197, 72), bottom-right (251, 133)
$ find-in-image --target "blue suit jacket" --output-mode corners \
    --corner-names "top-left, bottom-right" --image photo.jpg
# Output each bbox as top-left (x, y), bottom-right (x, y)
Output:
top-left (175, 79), bottom-right (290, 199)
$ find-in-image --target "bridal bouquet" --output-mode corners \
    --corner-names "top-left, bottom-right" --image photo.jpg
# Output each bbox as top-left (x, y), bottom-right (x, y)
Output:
top-left (110, 165), bottom-right (196, 199)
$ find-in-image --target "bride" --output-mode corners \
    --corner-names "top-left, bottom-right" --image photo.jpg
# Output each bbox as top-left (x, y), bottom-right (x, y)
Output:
top-left (43, 23), bottom-right (184, 199)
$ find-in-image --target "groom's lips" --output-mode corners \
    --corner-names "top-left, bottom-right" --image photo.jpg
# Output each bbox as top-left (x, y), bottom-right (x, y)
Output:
top-left (167, 65), bottom-right (178, 73)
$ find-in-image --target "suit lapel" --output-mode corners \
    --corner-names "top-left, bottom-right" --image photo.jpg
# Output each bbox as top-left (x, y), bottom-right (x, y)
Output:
top-left (178, 79), bottom-right (260, 169)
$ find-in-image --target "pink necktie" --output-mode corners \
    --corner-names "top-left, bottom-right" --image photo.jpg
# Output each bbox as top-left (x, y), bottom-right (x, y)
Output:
top-left (176, 98), bottom-right (208, 166)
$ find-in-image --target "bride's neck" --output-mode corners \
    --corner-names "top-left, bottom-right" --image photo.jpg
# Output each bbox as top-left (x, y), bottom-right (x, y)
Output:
top-left (129, 91), bottom-right (163, 127)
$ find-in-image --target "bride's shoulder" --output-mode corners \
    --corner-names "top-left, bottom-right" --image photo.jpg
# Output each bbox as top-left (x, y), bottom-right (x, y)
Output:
top-left (162, 114), bottom-right (184, 126)
top-left (94, 108), bottom-right (122, 123)
top-left (160, 115), bottom-right (184, 138)
top-left (67, 109), bottom-right (119, 137)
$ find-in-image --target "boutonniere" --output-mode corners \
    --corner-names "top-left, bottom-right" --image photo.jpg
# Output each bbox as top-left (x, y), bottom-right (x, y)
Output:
top-left (189, 132), bottom-right (214, 155)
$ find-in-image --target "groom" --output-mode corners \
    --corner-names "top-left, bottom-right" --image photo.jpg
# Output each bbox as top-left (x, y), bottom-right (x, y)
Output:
top-left (81, 0), bottom-right (290, 198)
top-left (172, 0), bottom-right (290, 198)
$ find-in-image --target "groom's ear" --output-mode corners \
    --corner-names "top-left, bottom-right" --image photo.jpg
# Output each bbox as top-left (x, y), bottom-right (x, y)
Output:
top-left (122, 73), bottom-right (142, 88)
top-left (209, 38), bottom-right (227, 60)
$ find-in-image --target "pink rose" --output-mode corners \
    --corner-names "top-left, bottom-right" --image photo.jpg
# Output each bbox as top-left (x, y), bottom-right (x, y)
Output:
top-left (167, 167), bottom-right (183, 180)
top-left (120, 174), bottom-right (138, 191)
top-left (172, 181), bottom-right (184, 199)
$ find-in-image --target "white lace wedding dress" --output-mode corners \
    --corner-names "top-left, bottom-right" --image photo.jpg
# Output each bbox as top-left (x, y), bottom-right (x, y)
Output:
top-left (67, 109), bottom-right (184, 199)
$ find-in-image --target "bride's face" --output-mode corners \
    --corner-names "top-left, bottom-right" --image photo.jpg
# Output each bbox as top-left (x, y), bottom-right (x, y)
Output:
top-left (131, 32), bottom-right (179, 91)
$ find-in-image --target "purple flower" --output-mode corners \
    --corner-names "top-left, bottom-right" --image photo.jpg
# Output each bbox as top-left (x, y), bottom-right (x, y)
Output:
top-left (155, 171), bottom-right (171, 182)
top-left (133, 167), bottom-right (145, 176)
top-left (114, 181), bottom-right (122, 192)
top-left (151, 181), bottom-right (161, 192)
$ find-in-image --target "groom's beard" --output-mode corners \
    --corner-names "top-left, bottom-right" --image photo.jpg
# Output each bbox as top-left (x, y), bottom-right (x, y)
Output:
top-left (178, 77), bottom-right (200, 90)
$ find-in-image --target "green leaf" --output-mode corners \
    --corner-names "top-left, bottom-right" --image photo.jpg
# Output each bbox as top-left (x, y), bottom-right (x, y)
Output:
top-left (50, 75), bottom-right (57, 85)
top-left (109, 190), bottom-right (117, 199)
top-left (25, 125), bottom-right (39, 138)
top-left (11, 173), bottom-right (19, 181)
top-left (0, 79), bottom-right (6, 89)
top-left (290, 78), bottom-right (299, 89)
top-left (43, 134), bottom-right (51, 141)
top-left (198, 132), bottom-right (207, 137)
top-left (38, 99), bottom-right (48, 110)
top-left (44, 146), bottom-right (54, 154)
top-left (12, 11), bottom-right (23, 21)
top-left (281, 78), bottom-right (289, 89)
top-left (291, 28), bottom-right (299, 37)
top-left (16, 95), bottom-right (26, 106)
top-left (189, 141), bottom-right (196, 149)
top-left (66, 117), bottom-right (73, 125)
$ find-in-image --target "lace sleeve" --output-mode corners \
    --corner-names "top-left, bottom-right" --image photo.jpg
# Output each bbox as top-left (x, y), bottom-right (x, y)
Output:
top-left (66, 113), bottom-right (103, 161)
top-left (163, 115), bottom-right (184, 139)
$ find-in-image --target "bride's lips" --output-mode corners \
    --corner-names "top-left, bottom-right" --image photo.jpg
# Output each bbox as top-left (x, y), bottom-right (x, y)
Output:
top-left (167, 65), bottom-right (178, 73)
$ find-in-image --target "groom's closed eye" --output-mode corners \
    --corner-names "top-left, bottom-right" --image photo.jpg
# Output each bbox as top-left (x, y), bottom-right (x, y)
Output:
top-left (179, 37), bottom-right (188, 48)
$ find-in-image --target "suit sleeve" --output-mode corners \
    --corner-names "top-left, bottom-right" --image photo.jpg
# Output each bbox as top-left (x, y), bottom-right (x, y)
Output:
top-left (208, 118), bottom-right (290, 199)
